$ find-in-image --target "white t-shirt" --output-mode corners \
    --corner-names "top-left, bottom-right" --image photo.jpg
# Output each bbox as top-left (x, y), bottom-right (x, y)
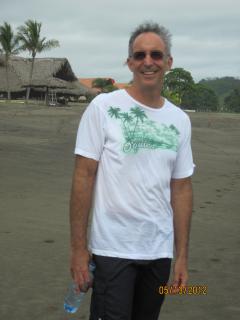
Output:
top-left (75, 89), bottom-right (194, 259)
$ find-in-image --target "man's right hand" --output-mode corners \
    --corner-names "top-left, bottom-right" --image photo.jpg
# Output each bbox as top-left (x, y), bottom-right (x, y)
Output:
top-left (70, 249), bottom-right (92, 292)
top-left (69, 156), bottom-right (98, 292)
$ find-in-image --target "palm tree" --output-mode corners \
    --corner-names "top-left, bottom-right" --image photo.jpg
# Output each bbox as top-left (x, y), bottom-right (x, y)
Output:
top-left (120, 112), bottom-right (133, 137)
top-left (130, 106), bottom-right (147, 137)
top-left (169, 124), bottom-right (180, 135)
top-left (0, 22), bottom-right (20, 100)
top-left (108, 106), bottom-right (121, 119)
top-left (17, 20), bottom-right (60, 101)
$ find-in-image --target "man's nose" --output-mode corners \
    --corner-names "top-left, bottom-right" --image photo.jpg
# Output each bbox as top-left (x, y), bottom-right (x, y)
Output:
top-left (143, 53), bottom-right (154, 66)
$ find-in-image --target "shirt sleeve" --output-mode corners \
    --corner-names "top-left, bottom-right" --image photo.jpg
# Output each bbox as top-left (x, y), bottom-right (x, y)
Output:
top-left (74, 99), bottom-right (106, 161)
top-left (171, 115), bottom-right (195, 179)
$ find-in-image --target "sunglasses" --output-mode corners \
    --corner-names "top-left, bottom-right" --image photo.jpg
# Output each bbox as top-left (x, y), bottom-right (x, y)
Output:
top-left (131, 50), bottom-right (166, 61)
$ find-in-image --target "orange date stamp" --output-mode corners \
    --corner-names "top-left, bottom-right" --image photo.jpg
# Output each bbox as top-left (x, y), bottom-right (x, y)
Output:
top-left (158, 285), bottom-right (208, 295)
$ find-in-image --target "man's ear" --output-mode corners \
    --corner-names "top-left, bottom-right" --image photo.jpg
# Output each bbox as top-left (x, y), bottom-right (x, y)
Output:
top-left (166, 56), bottom-right (173, 71)
top-left (126, 57), bottom-right (134, 72)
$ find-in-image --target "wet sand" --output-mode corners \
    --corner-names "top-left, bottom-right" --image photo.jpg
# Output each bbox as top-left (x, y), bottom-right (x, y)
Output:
top-left (0, 102), bottom-right (239, 320)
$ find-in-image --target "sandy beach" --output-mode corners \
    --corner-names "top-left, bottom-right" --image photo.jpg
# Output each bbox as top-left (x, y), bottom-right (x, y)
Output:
top-left (0, 102), bottom-right (239, 320)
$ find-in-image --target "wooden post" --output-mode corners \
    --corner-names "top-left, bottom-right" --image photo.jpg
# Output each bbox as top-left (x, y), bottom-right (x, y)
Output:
top-left (45, 87), bottom-right (49, 105)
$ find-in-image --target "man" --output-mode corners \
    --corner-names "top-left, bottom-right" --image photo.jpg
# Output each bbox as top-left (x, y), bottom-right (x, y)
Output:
top-left (70, 22), bottom-right (194, 320)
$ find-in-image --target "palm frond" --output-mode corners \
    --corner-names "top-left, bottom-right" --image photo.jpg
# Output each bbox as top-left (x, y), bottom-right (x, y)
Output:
top-left (41, 39), bottom-right (60, 51)
top-left (17, 19), bottom-right (60, 55)
top-left (0, 22), bottom-right (20, 55)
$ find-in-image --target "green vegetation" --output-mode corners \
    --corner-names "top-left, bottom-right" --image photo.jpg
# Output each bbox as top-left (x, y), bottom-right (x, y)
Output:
top-left (163, 68), bottom-right (218, 111)
top-left (199, 76), bottom-right (240, 96)
top-left (163, 67), bottom-right (194, 105)
top-left (199, 77), bottom-right (240, 112)
top-left (183, 83), bottom-right (218, 112)
top-left (224, 89), bottom-right (240, 113)
top-left (0, 22), bottom-right (20, 100)
top-left (163, 68), bottom-right (240, 112)
top-left (92, 78), bottom-right (118, 92)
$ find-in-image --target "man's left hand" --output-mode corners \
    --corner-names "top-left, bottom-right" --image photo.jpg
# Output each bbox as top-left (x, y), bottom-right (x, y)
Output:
top-left (171, 257), bottom-right (188, 292)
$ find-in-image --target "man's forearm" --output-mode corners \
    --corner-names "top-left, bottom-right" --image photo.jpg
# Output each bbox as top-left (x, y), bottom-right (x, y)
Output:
top-left (70, 157), bottom-right (98, 253)
top-left (171, 178), bottom-right (193, 260)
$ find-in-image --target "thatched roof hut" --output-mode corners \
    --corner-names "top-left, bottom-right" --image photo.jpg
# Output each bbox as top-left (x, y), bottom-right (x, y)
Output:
top-left (0, 55), bottom-right (89, 98)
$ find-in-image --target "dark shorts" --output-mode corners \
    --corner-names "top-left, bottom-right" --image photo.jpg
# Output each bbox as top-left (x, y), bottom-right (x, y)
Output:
top-left (89, 254), bottom-right (172, 320)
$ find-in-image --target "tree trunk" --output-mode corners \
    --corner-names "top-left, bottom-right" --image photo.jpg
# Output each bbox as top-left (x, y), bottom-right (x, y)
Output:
top-left (26, 87), bottom-right (31, 102)
top-left (45, 86), bottom-right (49, 105)
top-left (26, 57), bottom-right (35, 103)
top-left (5, 55), bottom-right (11, 100)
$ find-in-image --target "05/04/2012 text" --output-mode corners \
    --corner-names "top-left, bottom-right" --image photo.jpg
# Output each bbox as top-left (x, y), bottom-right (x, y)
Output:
top-left (158, 285), bottom-right (208, 295)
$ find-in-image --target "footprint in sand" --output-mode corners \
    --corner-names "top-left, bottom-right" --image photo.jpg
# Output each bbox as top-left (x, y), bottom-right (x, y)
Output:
top-left (210, 258), bottom-right (220, 262)
top-left (44, 239), bottom-right (55, 243)
top-left (189, 269), bottom-right (199, 273)
top-left (224, 188), bottom-right (232, 191)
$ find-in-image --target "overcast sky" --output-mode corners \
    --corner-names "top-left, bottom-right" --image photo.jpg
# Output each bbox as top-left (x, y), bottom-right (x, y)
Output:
top-left (1, 0), bottom-right (240, 83)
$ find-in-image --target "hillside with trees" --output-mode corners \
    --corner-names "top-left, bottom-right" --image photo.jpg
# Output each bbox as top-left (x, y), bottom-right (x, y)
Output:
top-left (199, 77), bottom-right (240, 110)
top-left (199, 77), bottom-right (240, 97)
top-left (163, 69), bottom-right (240, 112)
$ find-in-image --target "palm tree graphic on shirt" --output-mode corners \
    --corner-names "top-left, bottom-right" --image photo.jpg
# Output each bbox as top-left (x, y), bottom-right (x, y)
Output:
top-left (108, 106), bottom-right (180, 154)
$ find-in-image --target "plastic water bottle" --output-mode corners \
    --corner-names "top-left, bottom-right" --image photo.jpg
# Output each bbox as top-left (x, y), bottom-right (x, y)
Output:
top-left (64, 261), bottom-right (95, 314)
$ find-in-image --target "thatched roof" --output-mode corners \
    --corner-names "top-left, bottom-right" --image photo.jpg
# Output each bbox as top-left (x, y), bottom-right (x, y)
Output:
top-left (0, 56), bottom-right (25, 92)
top-left (0, 55), bottom-right (89, 95)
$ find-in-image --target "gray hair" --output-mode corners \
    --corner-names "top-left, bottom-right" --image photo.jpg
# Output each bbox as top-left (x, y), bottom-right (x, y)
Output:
top-left (128, 21), bottom-right (172, 57)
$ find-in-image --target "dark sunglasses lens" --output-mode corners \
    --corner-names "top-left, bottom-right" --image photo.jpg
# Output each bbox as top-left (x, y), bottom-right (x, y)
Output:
top-left (151, 51), bottom-right (164, 60)
top-left (132, 51), bottom-right (165, 60)
top-left (133, 52), bottom-right (146, 60)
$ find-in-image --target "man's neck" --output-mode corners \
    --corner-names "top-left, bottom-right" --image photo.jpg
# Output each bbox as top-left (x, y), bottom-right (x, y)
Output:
top-left (126, 84), bottom-right (164, 109)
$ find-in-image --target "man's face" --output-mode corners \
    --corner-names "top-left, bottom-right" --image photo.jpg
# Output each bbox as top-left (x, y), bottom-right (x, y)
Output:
top-left (127, 32), bottom-right (173, 90)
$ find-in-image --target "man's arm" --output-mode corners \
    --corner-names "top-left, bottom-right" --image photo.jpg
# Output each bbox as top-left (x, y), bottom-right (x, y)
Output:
top-left (170, 177), bottom-right (193, 288)
top-left (70, 155), bottom-right (98, 291)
